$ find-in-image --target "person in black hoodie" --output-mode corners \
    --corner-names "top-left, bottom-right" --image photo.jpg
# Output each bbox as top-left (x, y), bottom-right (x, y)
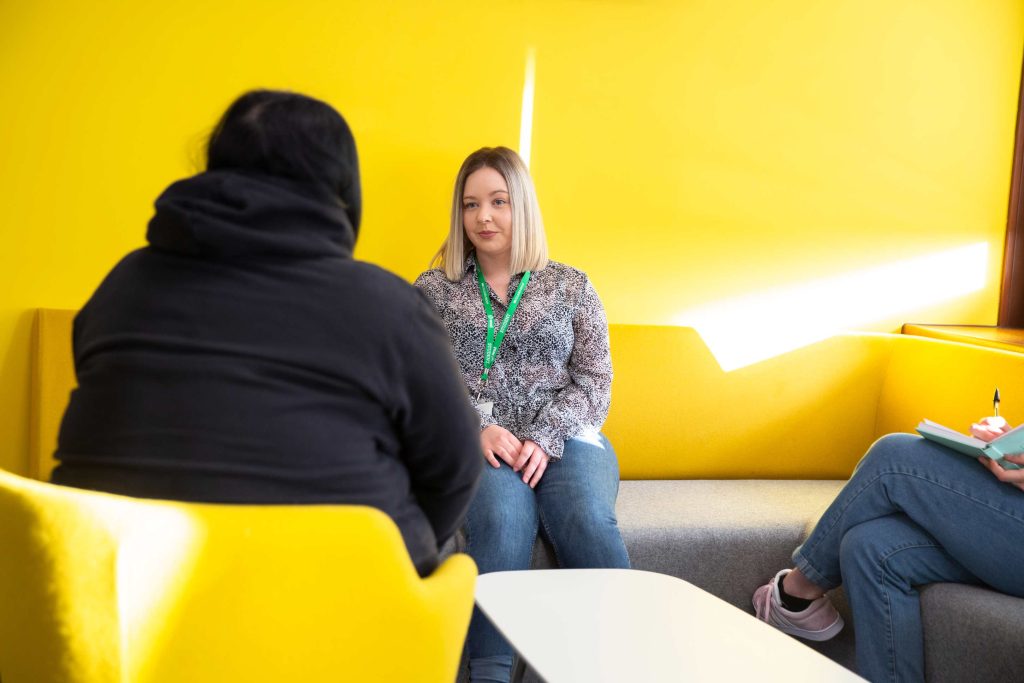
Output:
top-left (52, 89), bottom-right (482, 576)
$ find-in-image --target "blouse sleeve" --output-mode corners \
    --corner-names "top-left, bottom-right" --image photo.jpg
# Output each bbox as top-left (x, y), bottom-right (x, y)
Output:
top-left (520, 275), bottom-right (612, 459)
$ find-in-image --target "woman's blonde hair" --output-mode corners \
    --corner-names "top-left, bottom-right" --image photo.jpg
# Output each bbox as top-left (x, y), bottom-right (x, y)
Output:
top-left (432, 146), bottom-right (548, 280)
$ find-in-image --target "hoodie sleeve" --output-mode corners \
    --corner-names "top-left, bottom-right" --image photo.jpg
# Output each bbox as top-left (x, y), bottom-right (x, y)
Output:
top-left (392, 289), bottom-right (483, 548)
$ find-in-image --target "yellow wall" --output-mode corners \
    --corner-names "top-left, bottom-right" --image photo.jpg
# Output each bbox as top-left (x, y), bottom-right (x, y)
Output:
top-left (1, 0), bottom-right (1022, 475)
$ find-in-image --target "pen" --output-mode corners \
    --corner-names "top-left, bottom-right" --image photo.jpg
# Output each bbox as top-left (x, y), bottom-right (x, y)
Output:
top-left (993, 388), bottom-right (1001, 418)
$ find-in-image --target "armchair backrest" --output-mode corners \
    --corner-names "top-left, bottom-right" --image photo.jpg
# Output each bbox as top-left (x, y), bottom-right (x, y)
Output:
top-left (0, 469), bottom-right (477, 683)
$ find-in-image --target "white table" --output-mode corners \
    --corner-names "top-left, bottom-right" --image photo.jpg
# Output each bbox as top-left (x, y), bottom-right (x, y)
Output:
top-left (475, 569), bottom-right (864, 682)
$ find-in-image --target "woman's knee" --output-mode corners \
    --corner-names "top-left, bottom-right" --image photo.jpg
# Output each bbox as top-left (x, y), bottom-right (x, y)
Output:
top-left (856, 432), bottom-right (934, 474)
top-left (553, 504), bottom-right (620, 537)
top-left (858, 432), bottom-right (978, 485)
top-left (839, 521), bottom-right (880, 575)
top-left (553, 434), bottom-right (621, 495)
top-left (467, 467), bottom-right (537, 539)
top-left (539, 484), bottom-right (622, 555)
top-left (838, 516), bottom-right (921, 584)
top-left (540, 503), bottom-right (629, 569)
top-left (465, 496), bottom-right (538, 571)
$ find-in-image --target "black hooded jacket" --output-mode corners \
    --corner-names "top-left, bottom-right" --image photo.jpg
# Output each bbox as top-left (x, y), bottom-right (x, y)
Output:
top-left (52, 170), bottom-right (482, 575)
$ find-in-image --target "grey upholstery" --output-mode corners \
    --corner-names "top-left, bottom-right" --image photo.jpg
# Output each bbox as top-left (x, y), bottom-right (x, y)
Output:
top-left (921, 583), bottom-right (1024, 682)
top-left (452, 480), bottom-right (1023, 682)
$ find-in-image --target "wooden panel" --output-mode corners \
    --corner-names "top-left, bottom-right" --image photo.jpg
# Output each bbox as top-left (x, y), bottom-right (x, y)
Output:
top-left (902, 323), bottom-right (1024, 354)
top-left (29, 309), bottom-right (77, 481)
top-left (1000, 51), bottom-right (1024, 327)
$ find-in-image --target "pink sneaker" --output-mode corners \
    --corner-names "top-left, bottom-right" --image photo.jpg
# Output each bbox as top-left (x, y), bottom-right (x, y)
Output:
top-left (752, 569), bottom-right (844, 641)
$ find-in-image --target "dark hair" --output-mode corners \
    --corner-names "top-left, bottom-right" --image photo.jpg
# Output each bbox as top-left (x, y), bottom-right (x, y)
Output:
top-left (207, 89), bottom-right (361, 229)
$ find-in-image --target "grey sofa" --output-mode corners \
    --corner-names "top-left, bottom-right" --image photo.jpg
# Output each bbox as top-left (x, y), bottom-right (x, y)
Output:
top-left (449, 326), bottom-right (1024, 682)
top-left (453, 479), bottom-right (1024, 682)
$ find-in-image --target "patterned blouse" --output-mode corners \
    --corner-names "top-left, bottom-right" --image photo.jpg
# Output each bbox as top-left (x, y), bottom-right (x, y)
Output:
top-left (414, 256), bottom-right (612, 460)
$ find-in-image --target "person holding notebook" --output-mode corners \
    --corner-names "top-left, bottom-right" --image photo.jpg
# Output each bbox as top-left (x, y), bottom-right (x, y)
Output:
top-left (752, 417), bottom-right (1024, 682)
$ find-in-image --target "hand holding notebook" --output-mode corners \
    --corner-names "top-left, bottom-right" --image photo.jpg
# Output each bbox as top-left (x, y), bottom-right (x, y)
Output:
top-left (916, 418), bottom-right (1024, 470)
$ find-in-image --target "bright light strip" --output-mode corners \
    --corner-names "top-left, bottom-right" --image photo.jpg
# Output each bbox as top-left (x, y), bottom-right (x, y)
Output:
top-left (673, 242), bottom-right (990, 372)
top-left (519, 47), bottom-right (536, 169)
top-left (118, 508), bottom-right (203, 679)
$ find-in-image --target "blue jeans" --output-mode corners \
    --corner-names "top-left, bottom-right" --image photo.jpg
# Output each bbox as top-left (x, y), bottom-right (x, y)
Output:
top-left (793, 433), bottom-right (1024, 683)
top-left (465, 433), bottom-right (630, 683)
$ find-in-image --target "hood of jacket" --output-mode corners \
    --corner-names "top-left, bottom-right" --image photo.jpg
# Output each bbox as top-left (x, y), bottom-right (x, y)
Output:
top-left (146, 170), bottom-right (356, 259)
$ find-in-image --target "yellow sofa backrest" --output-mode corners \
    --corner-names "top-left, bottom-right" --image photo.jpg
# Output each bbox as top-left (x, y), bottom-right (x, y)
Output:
top-left (875, 334), bottom-right (1024, 438)
top-left (0, 467), bottom-right (476, 683)
top-left (29, 309), bottom-right (1024, 482)
top-left (606, 326), bottom-right (896, 479)
top-left (608, 326), bottom-right (1024, 479)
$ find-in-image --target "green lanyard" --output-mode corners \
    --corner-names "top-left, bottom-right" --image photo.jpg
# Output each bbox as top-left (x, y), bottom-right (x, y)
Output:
top-left (475, 256), bottom-right (531, 388)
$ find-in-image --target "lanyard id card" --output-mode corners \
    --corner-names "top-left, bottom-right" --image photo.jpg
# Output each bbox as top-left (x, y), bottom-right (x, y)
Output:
top-left (474, 256), bottom-right (531, 402)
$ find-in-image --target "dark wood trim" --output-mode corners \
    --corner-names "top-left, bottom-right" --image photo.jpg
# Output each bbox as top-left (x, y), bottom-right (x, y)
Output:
top-left (902, 323), bottom-right (1024, 352)
top-left (999, 49), bottom-right (1024, 327)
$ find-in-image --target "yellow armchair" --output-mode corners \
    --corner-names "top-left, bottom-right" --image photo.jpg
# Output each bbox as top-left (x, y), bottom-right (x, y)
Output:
top-left (0, 468), bottom-right (477, 683)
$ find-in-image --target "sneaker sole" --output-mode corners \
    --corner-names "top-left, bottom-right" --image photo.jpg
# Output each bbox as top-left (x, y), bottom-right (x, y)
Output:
top-left (774, 615), bottom-right (845, 642)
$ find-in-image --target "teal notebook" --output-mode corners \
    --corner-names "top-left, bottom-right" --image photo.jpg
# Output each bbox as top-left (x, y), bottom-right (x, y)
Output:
top-left (916, 419), bottom-right (1024, 470)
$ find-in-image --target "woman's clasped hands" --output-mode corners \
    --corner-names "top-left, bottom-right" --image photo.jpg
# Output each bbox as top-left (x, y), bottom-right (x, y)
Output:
top-left (970, 416), bottom-right (1024, 491)
top-left (480, 425), bottom-right (550, 488)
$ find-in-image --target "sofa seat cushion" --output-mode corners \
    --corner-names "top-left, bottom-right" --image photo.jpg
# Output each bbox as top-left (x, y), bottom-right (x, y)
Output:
top-left (448, 481), bottom-right (844, 574)
top-left (921, 582), bottom-right (1024, 682)
top-left (612, 480), bottom-right (857, 669)
top-left (614, 480), bottom-right (845, 603)
top-left (446, 480), bottom-right (856, 669)
top-left (451, 478), bottom-right (1024, 681)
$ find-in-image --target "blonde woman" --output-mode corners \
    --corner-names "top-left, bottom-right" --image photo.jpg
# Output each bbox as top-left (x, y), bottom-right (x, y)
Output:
top-left (415, 146), bottom-right (630, 683)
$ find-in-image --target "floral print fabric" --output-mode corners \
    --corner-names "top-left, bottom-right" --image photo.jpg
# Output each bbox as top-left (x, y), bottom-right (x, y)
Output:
top-left (415, 257), bottom-right (612, 460)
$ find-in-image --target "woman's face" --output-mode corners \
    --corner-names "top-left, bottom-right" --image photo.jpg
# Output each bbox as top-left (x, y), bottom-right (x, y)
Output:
top-left (462, 166), bottom-right (513, 263)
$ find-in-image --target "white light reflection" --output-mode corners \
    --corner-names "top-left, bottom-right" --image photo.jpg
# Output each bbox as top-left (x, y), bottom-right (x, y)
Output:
top-left (673, 242), bottom-right (989, 372)
top-left (519, 46), bottom-right (536, 168)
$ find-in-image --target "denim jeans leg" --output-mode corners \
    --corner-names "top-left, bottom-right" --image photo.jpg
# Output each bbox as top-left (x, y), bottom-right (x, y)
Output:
top-left (535, 433), bottom-right (631, 569)
top-left (793, 433), bottom-right (1024, 596)
top-left (838, 514), bottom-right (978, 683)
top-left (790, 433), bottom-right (1024, 682)
top-left (464, 462), bottom-right (540, 683)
